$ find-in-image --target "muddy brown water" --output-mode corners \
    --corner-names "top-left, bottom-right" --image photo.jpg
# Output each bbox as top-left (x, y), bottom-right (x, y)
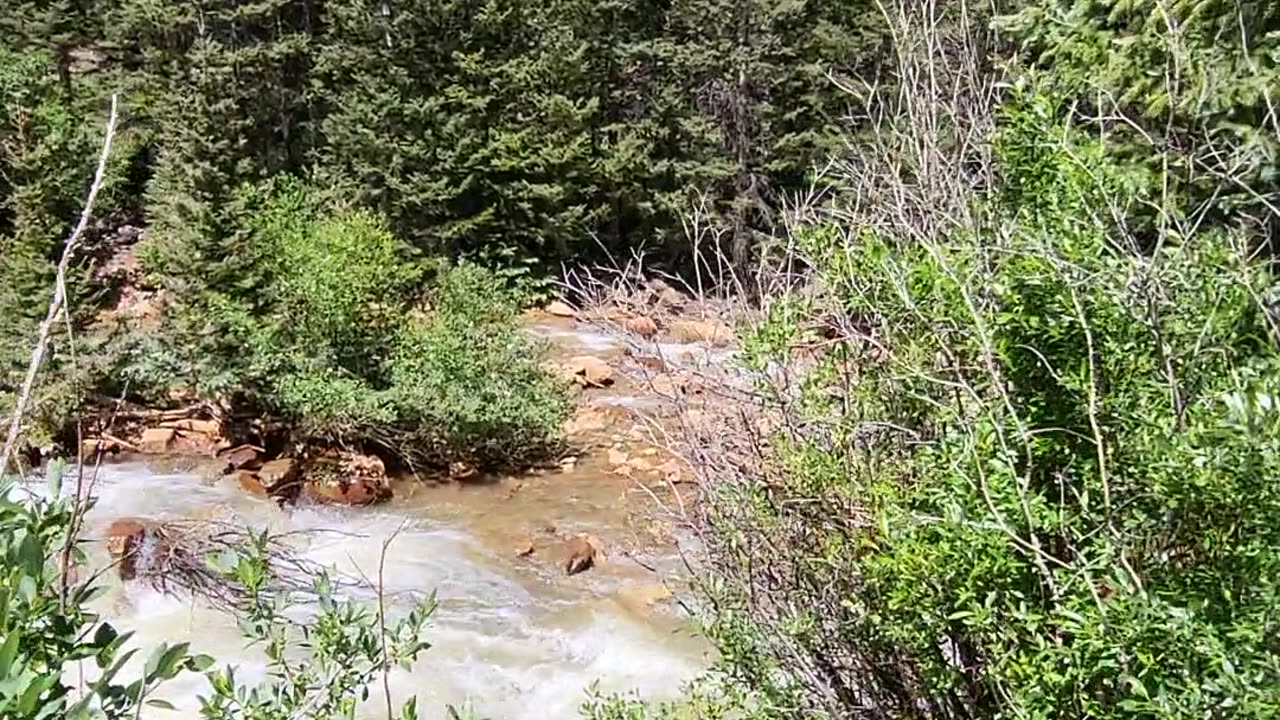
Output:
top-left (54, 316), bottom-right (717, 719)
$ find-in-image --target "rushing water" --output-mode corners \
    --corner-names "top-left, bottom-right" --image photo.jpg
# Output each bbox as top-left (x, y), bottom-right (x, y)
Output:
top-left (64, 459), bottom-right (708, 719)
top-left (38, 315), bottom-right (714, 718)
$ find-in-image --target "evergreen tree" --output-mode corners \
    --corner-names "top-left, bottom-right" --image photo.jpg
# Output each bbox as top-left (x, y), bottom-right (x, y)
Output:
top-left (315, 0), bottom-right (606, 269)
top-left (111, 0), bottom-right (315, 294)
top-left (657, 0), bottom-right (883, 272)
top-left (1001, 0), bottom-right (1280, 245)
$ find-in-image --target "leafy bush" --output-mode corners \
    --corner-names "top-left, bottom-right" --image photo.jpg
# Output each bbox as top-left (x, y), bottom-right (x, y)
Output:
top-left (140, 178), bottom-right (570, 469)
top-left (687, 89), bottom-right (1280, 720)
top-left (0, 464), bottom-right (441, 719)
top-left (199, 535), bottom-right (436, 719)
top-left (0, 465), bottom-right (210, 719)
top-left (381, 263), bottom-right (570, 468)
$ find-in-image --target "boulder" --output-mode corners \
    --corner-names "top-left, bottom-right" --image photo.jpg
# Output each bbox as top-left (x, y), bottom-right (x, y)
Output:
top-left (301, 453), bottom-right (391, 506)
top-left (168, 429), bottom-right (229, 455)
top-left (104, 517), bottom-right (154, 581)
top-left (562, 533), bottom-right (604, 576)
top-left (658, 458), bottom-right (689, 484)
top-left (565, 356), bottom-right (614, 388)
top-left (562, 403), bottom-right (630, 437)
top-left (304, 477), bottom-right (388, 505)
top-left (668, 319), bottom-right (734, 346)
top-left (623, 315), bottom-right (659, 338)
top-left (258, 458), bottom-right (299, 492)
top-left (138, 428), bottom-right (176, 454)
top-left (218, 444), bottom-right (264, 472)
top-left (235, 470), bottom-right (268, 496)
top-left (545, 300), bottom-right (577, 317)
top-left (81, 437), bottom-right (121, 458)
top-left (646, 279), bottom-right (688, 310)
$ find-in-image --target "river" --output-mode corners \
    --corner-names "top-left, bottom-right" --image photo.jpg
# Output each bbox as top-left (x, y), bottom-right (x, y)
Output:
top-left (60, 315), bottom-right (712, 719)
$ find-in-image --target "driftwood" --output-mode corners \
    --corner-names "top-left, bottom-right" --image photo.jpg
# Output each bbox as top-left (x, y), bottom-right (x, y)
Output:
top-left (119, 519), bottom-right (354, 613)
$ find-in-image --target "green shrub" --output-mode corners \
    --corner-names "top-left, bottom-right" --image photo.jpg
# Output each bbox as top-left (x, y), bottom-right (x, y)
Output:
top-left (695, 91), bottom-right (1280, 719)
top-left (199, 535), bottom-right (436, 720)
top-left (0, 465), bottom-right (211, 718)
top-left (0, 465), bottom-right (440, 719)
top-left (143, 178), bottom-right (570, 469)
top-left (382, 262), bottom-right (570, 468)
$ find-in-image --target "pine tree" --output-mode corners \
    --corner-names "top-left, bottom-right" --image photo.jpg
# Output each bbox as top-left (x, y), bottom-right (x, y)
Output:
top-left (111, 0), bottom-right (315, 291)
top-left (315, 0), bottom-right (607, 267)
top-left (657, 0), bottom-right (883, 272)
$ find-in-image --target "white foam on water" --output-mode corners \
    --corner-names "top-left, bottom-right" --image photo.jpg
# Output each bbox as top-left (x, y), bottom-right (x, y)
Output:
top-left (526, 323), bottom-right (623, 354)
top-left (67, 462), bottom-right (705, 719)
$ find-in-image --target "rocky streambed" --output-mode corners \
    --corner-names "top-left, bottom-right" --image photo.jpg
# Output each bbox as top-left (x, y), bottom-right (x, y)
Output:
top-left (55, 294), bottom-right (734, 719)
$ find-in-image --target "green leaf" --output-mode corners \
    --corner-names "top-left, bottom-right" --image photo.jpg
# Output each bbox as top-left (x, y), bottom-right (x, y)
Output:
top-left (17, 534), bottom-right (41, 577)
top-left (145, 642), bottom-right (190, 681)
top-left (0, 633), bottom-right (20, 678)
top-left (189, 653), bottom-right (215, 672)
top-left (146, 698), bottom-right (176, 710)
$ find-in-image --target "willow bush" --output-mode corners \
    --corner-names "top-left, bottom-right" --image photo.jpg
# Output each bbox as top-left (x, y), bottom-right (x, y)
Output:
top-left (684, 90), bottom-right (1280, 719)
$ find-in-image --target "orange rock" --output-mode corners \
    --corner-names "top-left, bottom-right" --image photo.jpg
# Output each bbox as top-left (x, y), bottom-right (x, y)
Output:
top-left (138, 428), bottom-right (176, 454)
top-left (562, 534), bottom-right (604, 575)
top-left (304, 478), bottom-right (388, 505)
top-left (647, 280), bottom-right (688, 310)
top-left (236, 470), bottom-right (268, 496)
top-left (302, 453), bottom-right (391, 505)
top-left (168, 429), bottom-right (228, 455)
top-left (562, 404), bottom-right (629, 436)
top-left (658, 458), bottom-right (689, 484)
top-left (545, 300), bottom-right (576, 317)
top-left (668, 319), bottom-right (734, 346)
top-left (104, 517), bottom-right (154, 580)
top-left (565, 356), bottom-right (614, 387)
top-left (650, 374), bottom-right (678, 396)
top-left (258, 459), bottom-right (298, 492)
top-left (218, 444), bottom-right (264, 472)
top-left (607, 447), bottom-right (630, 466)
top-left (624, 315), bottom-right (659, 338)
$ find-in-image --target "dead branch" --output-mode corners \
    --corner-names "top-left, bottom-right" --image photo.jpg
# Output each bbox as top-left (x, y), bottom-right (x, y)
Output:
top-left (124, 519), bottom-right (351, 614)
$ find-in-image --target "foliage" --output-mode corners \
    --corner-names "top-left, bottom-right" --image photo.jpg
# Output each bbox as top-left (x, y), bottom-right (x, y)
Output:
top-left (0, 465), bottom-right (211, 719)
top-left (141, 179), bottom-right (570, 469)
top-left (689, 89), bottom-right (1280, 719)
top-left (0, 465), bottom-right (443, 718)
top-left (381, 262), bottom-right (571, 468)
top-left (578, 679), bottom-right (769, 720)
top-left (1, 0), bottom-right (887, 455)
top-left (999, 0), bottom-right (1280, 244)
top-left (199, 535), bottom-right (436, 720)
top-left (0, 44), bottom-right (148, 447)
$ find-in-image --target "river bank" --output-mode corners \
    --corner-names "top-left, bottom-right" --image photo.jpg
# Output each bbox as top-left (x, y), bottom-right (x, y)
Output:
top-left (50, 292), bottom-right (734, 718)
